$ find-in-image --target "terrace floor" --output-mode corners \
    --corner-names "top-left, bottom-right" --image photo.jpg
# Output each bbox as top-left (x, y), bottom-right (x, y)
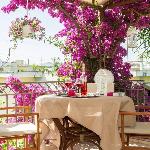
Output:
top-left (0, 80), bottom-right (150, 150)
top-left (41, 138), bottom-right (150, 150)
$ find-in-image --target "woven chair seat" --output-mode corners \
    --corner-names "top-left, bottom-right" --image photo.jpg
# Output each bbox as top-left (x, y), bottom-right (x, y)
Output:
top-left (0, 106), bottom-right (40, 149)
top-left (124, 122), bottom-right (150, 135)
top-left (0, 122), bottom-right (37, 137)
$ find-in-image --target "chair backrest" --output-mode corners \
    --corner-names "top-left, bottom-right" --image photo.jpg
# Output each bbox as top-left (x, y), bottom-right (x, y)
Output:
top-left (0, 106), bottom-right (40, 150)
top-left (135, 105), bottom-right (150, 121)
top-left (0, 106), bottom-right (32, 122)
top-left (119, 110), bottom-right (150, 150)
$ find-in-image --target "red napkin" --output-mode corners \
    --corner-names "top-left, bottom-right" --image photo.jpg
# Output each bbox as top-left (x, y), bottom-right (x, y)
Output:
top-left (107, 92), bottom-right (113, 96)
top-left (68, 89), bottom-right (76, 97)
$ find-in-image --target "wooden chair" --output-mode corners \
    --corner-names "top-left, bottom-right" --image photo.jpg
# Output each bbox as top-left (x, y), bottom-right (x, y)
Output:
top-left (0, 106), bottom-right (40, 150)
top-left (120, 106), bottom-right (150, 150)
top-left (53, 116), bottom-right (102, 150)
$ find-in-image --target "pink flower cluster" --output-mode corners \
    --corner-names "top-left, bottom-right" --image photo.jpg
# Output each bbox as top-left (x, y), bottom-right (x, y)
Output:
top-left (57, 61), bottom-right (81, 80)
top-left (6, 76), bottom-right (47, 110)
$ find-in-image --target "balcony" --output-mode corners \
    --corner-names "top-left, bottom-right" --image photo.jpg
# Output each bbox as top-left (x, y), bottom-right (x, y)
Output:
top-left (0, 79), bottom-right (149, 149)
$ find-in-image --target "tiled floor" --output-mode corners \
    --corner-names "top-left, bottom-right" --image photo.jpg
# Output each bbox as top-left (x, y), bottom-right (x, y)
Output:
top-left (41, 138), bottom-right (150, 150)
top-left (41, 142), bottom-right (100, 150)
top-left (129, 137), bottom-right (150, 148)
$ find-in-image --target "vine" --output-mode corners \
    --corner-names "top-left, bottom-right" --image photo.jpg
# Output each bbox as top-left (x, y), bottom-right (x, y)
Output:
top-left (137, 27), bottom-right (150, 59)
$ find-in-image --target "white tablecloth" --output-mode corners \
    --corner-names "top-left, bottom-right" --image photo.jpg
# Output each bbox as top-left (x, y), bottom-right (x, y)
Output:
top-left (35, 95), bottom-right (135, 150)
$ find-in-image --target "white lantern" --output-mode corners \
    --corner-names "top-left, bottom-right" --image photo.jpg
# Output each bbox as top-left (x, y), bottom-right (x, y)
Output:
top-left (94, 69), bottom-right (114, 95)
top-left (127, 27), bottom-right (138, 48)
top-left (22, 24), bottom-right (33, 37)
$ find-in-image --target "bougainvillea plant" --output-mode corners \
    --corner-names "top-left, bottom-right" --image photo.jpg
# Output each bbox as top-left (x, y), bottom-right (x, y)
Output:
top-left (6, 76), bottom-right (47, 110)
top-left (1, 0), bottom-right (150, 81)
top-left (57, 60), bottom-right (82, 80)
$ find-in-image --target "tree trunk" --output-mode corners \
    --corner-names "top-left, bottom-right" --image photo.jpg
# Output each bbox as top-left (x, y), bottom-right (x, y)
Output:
top-left (83, 56), bottom-right (113, 82)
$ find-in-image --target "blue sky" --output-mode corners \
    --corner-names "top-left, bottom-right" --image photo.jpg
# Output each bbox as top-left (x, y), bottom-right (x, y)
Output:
top-left (0, 0), bottom-right (64, 65)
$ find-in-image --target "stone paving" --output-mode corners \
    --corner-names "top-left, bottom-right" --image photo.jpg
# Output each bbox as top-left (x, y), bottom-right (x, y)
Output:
top-left (129, 137), bottom-right (150, 148)
top-left (41, 138), bottom-right (150, 150)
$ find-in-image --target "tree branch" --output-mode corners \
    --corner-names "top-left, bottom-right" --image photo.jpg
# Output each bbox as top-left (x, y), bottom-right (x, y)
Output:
top-left (105, 0), bottom-right (138, 9)
top-left (57, 4), bottom-right (93, 58)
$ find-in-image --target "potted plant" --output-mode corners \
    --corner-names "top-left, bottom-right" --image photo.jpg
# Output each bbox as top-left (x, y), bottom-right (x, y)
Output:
top-left (9, 16), bottom-right (45, 45)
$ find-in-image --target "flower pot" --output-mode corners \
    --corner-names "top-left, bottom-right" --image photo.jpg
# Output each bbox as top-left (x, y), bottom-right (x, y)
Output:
top-left (22, 24), bottom-right (33, 37)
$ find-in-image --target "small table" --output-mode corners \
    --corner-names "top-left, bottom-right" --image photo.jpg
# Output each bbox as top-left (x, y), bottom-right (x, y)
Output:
top-left (35, 95), bottom-right (135, 150)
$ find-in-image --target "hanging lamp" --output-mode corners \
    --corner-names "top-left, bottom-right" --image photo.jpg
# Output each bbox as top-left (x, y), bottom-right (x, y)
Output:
top-left (127, 26), bottom-right (138, 48)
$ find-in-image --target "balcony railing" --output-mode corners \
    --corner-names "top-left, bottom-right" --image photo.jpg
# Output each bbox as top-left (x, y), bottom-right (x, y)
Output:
top-left (114, 80), bottom-right (149, 105)
top-left (0, 80), bottom-right (149, 109)
top-left (0, 81), bottom-right (65, 109)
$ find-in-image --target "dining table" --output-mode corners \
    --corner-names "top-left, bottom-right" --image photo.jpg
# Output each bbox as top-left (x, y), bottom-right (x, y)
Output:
top-left (35, 94), bottom-right (136, 150)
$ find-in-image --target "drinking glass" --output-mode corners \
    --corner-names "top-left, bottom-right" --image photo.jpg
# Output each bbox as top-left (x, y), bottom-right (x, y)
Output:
top-left (65, 79), bottom-right (73, 93)
top-left (75, 78), bottom-right (87, 96)
top-left (75, 78), bottom-right (82, 93)
top-left (81, 82), bottom-right (87, 96)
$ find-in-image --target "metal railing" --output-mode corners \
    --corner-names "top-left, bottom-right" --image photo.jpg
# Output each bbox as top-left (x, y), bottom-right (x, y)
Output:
top-left (114, 80), bottom-right (149, 105)
top-left (0, 81), bottom-right (65, 109)
top-left (0, 80), bottom-right (149, 109)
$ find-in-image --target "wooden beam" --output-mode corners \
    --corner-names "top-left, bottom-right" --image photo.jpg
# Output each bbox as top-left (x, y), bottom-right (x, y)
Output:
top-left (133, 9), bottom-right (150, 17)
top-left (105, 0), bottom-right (138, 9)
top-left (81, 0), bottom-right (109, 5)
top-left (80, 0), bottom-right (138, 8)
top-left (92, 0), bottom-right (95, 4)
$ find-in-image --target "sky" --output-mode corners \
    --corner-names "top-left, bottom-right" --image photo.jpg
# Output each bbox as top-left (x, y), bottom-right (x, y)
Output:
top-left (0, 0), bottom-right (65, 65)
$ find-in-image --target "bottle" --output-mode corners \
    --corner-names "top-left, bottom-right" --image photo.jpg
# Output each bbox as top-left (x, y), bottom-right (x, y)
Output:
top-left (80, 63), bottom-right (87, 96)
